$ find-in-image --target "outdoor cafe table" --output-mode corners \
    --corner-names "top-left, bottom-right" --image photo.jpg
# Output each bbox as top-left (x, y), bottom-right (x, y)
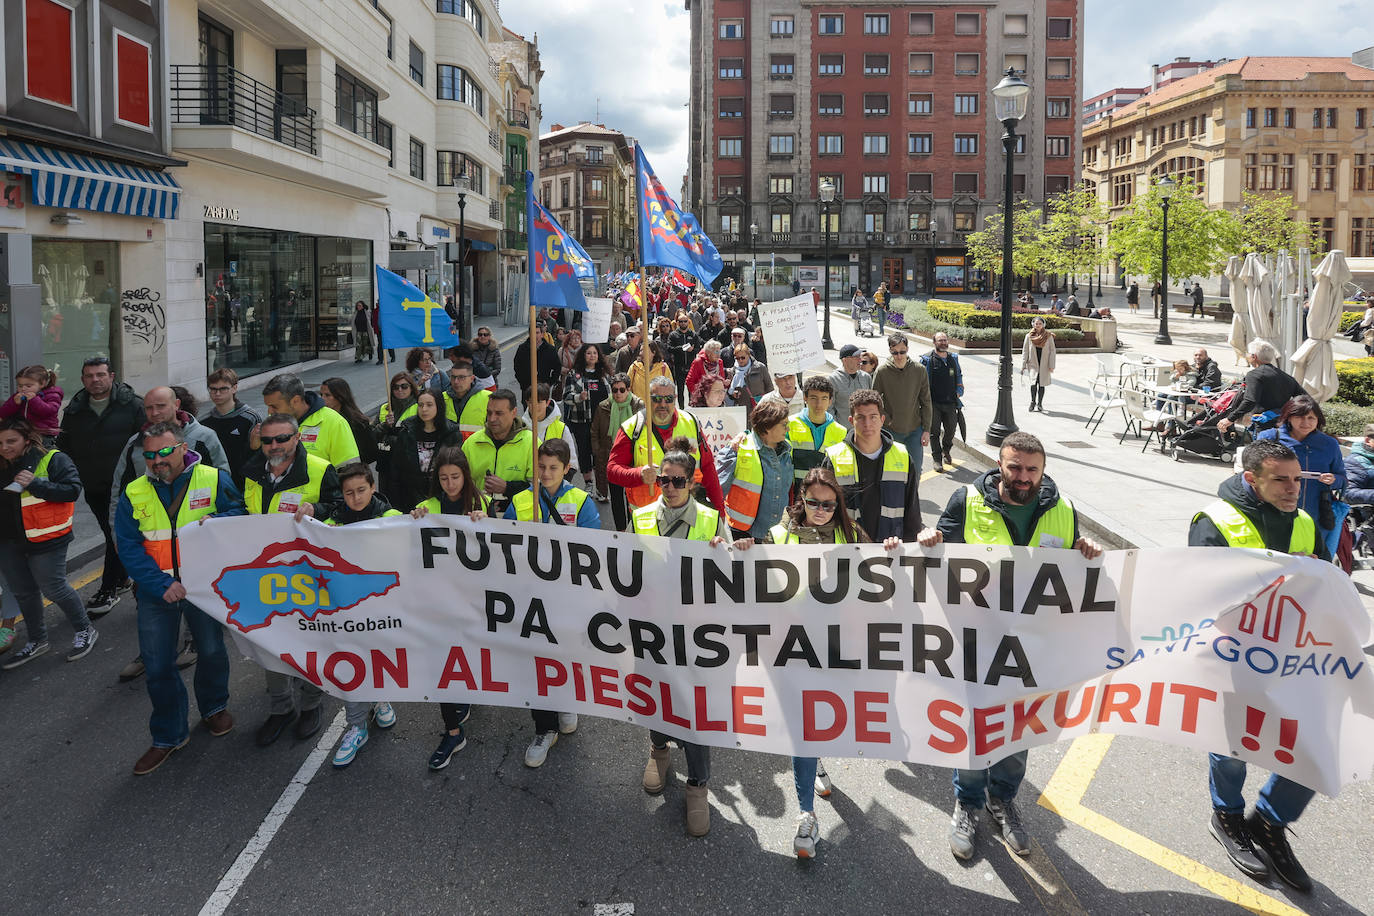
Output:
top-left (1142, 382), bottom-right (1206, 420)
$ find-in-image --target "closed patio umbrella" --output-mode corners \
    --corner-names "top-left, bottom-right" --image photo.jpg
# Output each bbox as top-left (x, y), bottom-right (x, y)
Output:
top-left (1290, 250), bottom-right (1352, 403)
top-left (1224, 255), bottom-right (1249, 362)
top-left (1242, 253), bottom-right (1278, 341)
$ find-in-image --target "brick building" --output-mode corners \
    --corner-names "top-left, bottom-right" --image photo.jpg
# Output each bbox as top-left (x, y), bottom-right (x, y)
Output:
top-left (685, 0), bottom-right (1084, 297)
top-left (538, 123), bottom-right (636, 274)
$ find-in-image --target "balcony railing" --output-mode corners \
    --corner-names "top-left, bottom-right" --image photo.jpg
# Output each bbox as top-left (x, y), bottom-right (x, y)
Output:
top-left (909, 230), bottom-right (936, 244)
top-left (170, 64), bottom-right (317, 155)
top-left (506, 108), bottom-right (530, 127)
top-left (501, 230), bottom-right (527, 250)
top-left (488, 200), bottom-right (500, 220)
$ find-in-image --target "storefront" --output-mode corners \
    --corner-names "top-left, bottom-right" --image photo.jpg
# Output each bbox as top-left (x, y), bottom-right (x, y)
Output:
top-left (934, 255), bottom-right (968, 294)
top-left (32, 238), bottom-right (124, 385)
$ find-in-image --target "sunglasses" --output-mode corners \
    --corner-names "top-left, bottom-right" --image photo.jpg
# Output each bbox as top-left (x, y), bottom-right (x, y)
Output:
top-left (803, 497), bottom-right (838, 512)
top-left (891, 349), bottom-right (909, 356)
top-left (656, 474), bottom-right (689, 489)
top-left (261, 433), bottom-right (296, 445)
top-left (735, 354), bottom-right (750, 361)
top-left (141, 444), bottom-right (182, 459)
top-left (650, 395), bottom-right (676, 404)
top-left (392, 383), bottom-right (411, 390)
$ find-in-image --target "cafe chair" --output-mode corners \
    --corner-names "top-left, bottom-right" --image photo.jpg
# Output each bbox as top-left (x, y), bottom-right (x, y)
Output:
top-left (1118, 387), bottom-right (1171, 452)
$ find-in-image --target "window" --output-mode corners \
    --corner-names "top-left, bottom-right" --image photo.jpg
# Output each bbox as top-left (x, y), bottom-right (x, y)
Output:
top-left (25, 0), bottom-right (76, 107)
top-left (953, 211), bottom-right (976, 231)
top-left (1245, 108), bottom-right (1256, 129)
top-left (113, 31), bottom-right (153, 128)
top-left (909, 12), bottom-right (933, 34)
top-left (768, 94), bottom-right (794, 119)
top-left (864, 213), bottom-right (886, 233)
top-left (954, 94), bottom-right (979, 115)
top-left (769, 175), bottom-right (794, 194)
top-left (818, 54), bottom-right (844, 76)
top-left (954, 54), bottom-right (980, 75)
top-left (437, 150), bottom-right (460, 185)
top-left (721, 213), bottom-right (741, 233)
top-left (1012, 174), bottom-right (1026, 194)
top-left (1047, 97), bottom-right (1070, 119)
top-left (864, 14), bottom-right (889, 35)
top-left (953, 173), bottom-right (979, 194)
top-left (718, 176), bottom-right (743, 197)
top-left (336, 67), bottom-right (378, 141)
top-left (588, 214), bottom-right (605, 240)
top-left (1047, 58), bottom-right (1071, 80)
top-left (908, 93), bottom-right (932, 115)
top-left (1152, 155), bottom-right (1205, 190)
top-left (908, 53), bottom-right (933, 75)
top-left (818, 14), bottom-right (844, 35)
top-left (818, 134), bottom-right (843, 155)
top-left (719, 58), bottom-right (743, 79)
top-left (1045, 175), bottom-right (1070, 196)
top-left (1004, 53), bottom-right (1028, 73)
top-left (1244, 153), bottom-right (1257, 190)
top-left (1046, 136), bottom-right (1070, 157)
top-left (1313, 107), bottom-right (1322, 128)
top-left (771, 212), bottom-right (793, 233)
top-left (719, 138), bottom-right (742, 157)
top-left (380, 8), bottom-right (393, 58)
top-left (436, 64), bottom-right (483, 112)
top-left (864, 93), bottom-right (889, 116)
top-left (1260, 153), bottom-right (1277, 190)
top-left (770, 55), bottom-right (794, 79)
top-left (1112, 173), bottom-right (1133, 207)
top-left (1360, 155), bottom-right (1369, 192)
top-left (719, 97), bottom-right (744, 119)
top-left (1356, 218), bottom-right (1370, 257)
top-left (863, 133), bottom-right (889, 155)
top-left (953, 134), bottom-right (978, 155)
top-left (540, 183), bottom-right (550, 207)
top-left (1311, 216), bottom-right (1334, 249)
top-left (770, 16), bottom-right (794, 36)
top-left (818, 94), bottom-right (843, 116)
top-left (560, 178), bottom-right (570, 207)
top-left (864, 54), bottom-right (889, 76)
top-left (1327, 107), bottom-right (1338, 128)
top-left (1047, 17), bottom-right (1072, 39)
top-left (1281, 153), bottom-right (1294, 190)
top-left (1284, 107), bottom-right (1295, 128)
top-left (863, 173), bottom-right (888, 194)
top-left (377, 119), bottom-right (394, 166)
top-left (908, 133), bottom-right (932, 155)
top-left (580, 176), bottom-right (601, 200)
top-left (585, 146), bottom-right (604, 163)
top-left (1004, 13), bottom-right (1028, 35)
top-left (1013, 135), bottom-right (1026, 154)
top-left (409, 137), bottom-right (425, 180)
top-left (408, 41), bottom-right (425, 84)
top-left (719, 19), bottom-right (743, 39)
top-left (768, 134), bottom-right (795, 156)
top-left (1310, 152), bottom-right (1336, 190)
top-left (1263, 107), bottom-right (1276, 127)
top-left (909, 211), bottom-right (930, 230)
top-left (1358, 108), bottom-right (1368, 129)
top-left (954, 13), bottom-right (980, 34)
top-left (907, 173), bottom-right (932, 193)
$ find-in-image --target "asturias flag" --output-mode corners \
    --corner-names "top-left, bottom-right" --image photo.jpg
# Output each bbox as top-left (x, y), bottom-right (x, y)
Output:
top-left (376, 265), bottom-right (459, 348)
top-left (526, 170), bottom-right (590, 311)
top-left (635, 145), bottom-right (723, 285)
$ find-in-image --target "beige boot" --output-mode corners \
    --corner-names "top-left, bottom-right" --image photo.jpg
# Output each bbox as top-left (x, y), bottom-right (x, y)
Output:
top-left (685, 782), bottom-right (711, 837)
top-left (642, 746), bottom-right (670, 795)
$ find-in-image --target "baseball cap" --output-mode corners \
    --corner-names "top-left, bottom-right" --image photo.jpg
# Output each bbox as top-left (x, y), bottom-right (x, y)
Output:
top-left (839, 344), bottom-right (861, 358)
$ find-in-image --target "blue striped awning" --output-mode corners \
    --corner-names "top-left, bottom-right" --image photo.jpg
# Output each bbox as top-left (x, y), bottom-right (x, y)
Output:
top-left (0, 138), bottom-right (180, 220)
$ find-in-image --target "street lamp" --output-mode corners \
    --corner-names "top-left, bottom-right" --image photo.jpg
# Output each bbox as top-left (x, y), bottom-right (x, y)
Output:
top-left (750, 222), bottom-right (759, 298)
top-left (1086, 228), bottom-right (1096, 308)
top-left (986, 67), bottom-right (1030, 446)
top-left (929, 218), bottom-right (939, 295)
top-left (820, 177), bottom-right (836, 349)
top-left (456, 172), bottom-right (470, 341)
top-left (1155, 175), bottom-right (1176, 345)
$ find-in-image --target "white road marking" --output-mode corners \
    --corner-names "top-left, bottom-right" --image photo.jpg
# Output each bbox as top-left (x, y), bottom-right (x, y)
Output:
top-left (593, 906), bottom-right (634, 916)
top-left (198, 710), bottom-right (347, 916)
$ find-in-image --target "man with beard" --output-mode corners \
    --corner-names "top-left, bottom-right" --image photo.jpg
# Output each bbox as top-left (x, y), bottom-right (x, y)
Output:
top-left (917, 431), bottom-right (1102, 862)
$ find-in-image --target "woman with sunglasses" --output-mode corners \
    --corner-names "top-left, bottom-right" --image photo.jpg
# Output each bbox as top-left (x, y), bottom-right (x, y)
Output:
top-left (373, 373), bottom-right (416, 507)
top-left (733, 467), bottom-right (900, 858)
top-left (631, 437), bottom-right (732, 838)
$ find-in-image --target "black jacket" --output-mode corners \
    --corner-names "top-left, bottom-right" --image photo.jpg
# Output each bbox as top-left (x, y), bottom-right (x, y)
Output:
top-left (330, 493), bottom-right (396, 526)
top-left (935, 468), bottom-right (1079, 547)
top-left (1195, 358), bottom-right (1223, 391)
top-left (390, 416), bottom-right (462, 511)
top-left (514, 339), bottom-right (561, 391)
top-left (0, 447), bottom-right (82, 552)
top-left (1225, 364), bottom-right (1306, 422)
top-left (56, 382), bottom-right (146, 494)
top-left (241, 443), bottom-right (342, 520)
top-left (821, 429), bottom-right (922, 542)
top-left (1189, 473), bottom-right (1330, 559)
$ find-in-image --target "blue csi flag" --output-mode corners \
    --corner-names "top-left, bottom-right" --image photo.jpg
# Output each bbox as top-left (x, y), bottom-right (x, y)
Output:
top-left (635, 145), bottom-right (723, 285)
top-left (526, 170), bottom-right (590, 311)
top-left (376, 266), bottom-right (459, 348)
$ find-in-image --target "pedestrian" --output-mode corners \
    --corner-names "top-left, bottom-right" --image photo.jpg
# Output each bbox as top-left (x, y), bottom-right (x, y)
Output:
top-left (504, 438), bottom-right (599, 767)
top-left (821, 389), bottom-right (922, 541)
top-left (319, 377), bottom-right (378, 467)
top-left (592, 374), bottom-right (641, 529)
top-left (371, 301), bottom-right (393, 365)
top-left (1126, 281), bottom-right (1140, 311)
top-left (718, 400), bottom-right (794, 540)
top-left (612, 326), bottom-right (641, 376)
top-left (470, 326), bottom-right (503, 382)
top-left (1191, 281), bottom-right (1206, 318)
top-left (112, 421), bottom-right (245, 774)
top-left (461, 387), bottom-right (533, 517)
top-left (758, 370), bottom-right (804, 416)
top-left (392, 390), bottom-right (463, 510)
top-left (874, 281), bottom-right (889, 334)
top-left (321, 463), bottom-right (400, 767)
top-left (1253, 395), bottom-right (1347, 556)
top-left (200, 368), bottom-right (261, 491)
top-left (56, 356), bottom-right (145, 616)
top-left (684, 339), bottom-right (726, 398)
top-left (668, 313), bottom-right (700, 405)
top-left (0, 417), bottom-right (99, 670)
top-left (406, 347), bottom-right (448, 398)
top-left (1022, 317), bottom-right (1056, 412)
top-left (921, 332), bottom-right (964, 472)
top-left (1150, 281), bottom-right (1162, 318)
top-left (628, 339), bottom-right (673, 400)
top-left (828, 345), bottom-right (873, 415)
top-left (632, 436), bottom-right (732, 836)
top-left (352, 300), bottom-right (374, 363)
top-left (871, 333), bottom-right (932, 474)
top-left (1193, 348), bottom-right (1223, 391)
top-left (514, 321), bottom-right (562, 390)
top-left (522, 383), bottom-right (579, 474)
top-left (917, 431), bottom-right (1103, 861)
top-left (1189, 439), bottom-right (1326, 893)
top-left (556, 328), bottom-right (583, 394)
top-left (411, 446), bottom-right (488, 769)
top-left (850, 288), bottom-right (869, 335)
top-left (0, 365), bottom-right (62, 442)
top-left (261, 373), bottom-right (360, 467)
top-left (561, 343), bottom-right (609, 497)
top-left (726, 344), bottom-right (773, 416)
top-left (606, 376), bottom-right (726, 515)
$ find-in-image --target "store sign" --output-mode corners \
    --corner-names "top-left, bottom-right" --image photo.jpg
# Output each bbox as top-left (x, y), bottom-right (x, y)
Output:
top-left (935, 255), bottom-right (966, 293)
top-left (204, 204), bottom-right (240, 221)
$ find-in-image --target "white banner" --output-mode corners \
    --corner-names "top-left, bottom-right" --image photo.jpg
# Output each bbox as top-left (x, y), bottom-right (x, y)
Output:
top-left (758, 293), bottom-right (825, 374)
top-left (580, 296), bottom-right (614, 344)
top-left (691, 406), bottom-right (747, 455)
top-left (182, 516), bottom-right (1374, 795)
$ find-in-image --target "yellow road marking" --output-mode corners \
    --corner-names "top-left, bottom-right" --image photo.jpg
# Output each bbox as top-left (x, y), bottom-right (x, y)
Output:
top-left (1038, 736), bottom-right (1307, 916)
top-left (1009, 839), bottom-right (1090, 916)
top-left (920, 458), bottom-right (958, 483)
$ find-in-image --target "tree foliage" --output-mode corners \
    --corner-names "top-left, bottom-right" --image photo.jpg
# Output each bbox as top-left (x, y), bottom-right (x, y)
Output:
top-left (1109, 178), bottom-right (1239, 282)
top-left (1041, 185), bottom-right (1110, 280)
top-left (964, 199), bottom-right (1047, 284)
top-left (1236, 191), bottom-right (1324, 257)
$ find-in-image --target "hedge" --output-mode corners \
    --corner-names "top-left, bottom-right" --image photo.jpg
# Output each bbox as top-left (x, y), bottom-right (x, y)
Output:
top-left (1339, 310), bottom-right (1365, 333)
top-left (925, 298), bottom-right (1080, 331)
top-left (1335, 358), bottom-right (1374, 406)
top-left (1321, 401), bottom-right (1374, 438)
top-left (896, 298), bottom-right (1084, 344)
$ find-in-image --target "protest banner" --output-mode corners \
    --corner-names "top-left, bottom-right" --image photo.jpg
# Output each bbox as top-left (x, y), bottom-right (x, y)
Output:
top-left (182, 516), bottom-right (1374, 795)
top-left (758, 293), bottom-right (825, 374)
top-left (691, 406), bottom-right (747, 455)
top-left (580, 297), bottom-right (614, 344)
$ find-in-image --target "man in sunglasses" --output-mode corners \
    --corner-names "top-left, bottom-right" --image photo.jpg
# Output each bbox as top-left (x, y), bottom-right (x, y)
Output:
top-left (872, 332), bottom-right (933, 475)
top-left (113, 423), bottom-right (245, 775)
top-left (261, 373), bottom-right (359, 468)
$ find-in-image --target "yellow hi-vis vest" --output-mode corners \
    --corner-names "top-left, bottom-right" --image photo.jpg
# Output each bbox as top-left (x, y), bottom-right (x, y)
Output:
top-left (621, 409), bottom-right (703, 508)
top-left (417, 493), bottom-right (491, 516)
top-left (723, 436), bottom-right (764, 531)
top-left (787, 415), bottom-right (846, 481)
top-left (325, 509), bottom-right (402, 525)
top-left (125, 463), bottom-right (221, 575)
top-left (632, 499), bottom-right (719, 540)
top-left (299, 404), bottom-right (360, 466)
top-left (462, 427), bottom-right (534, 490)
top-left (400, 388), bottom-right (491, 442)
top-left (1194, 500), bottom-right (1316, 554)
top-left (512, 485), bottom-right (589, 524)
top-left (824, 440), bottom-right (910, 540)
top-left (962, 485), bottom-right (1076, 546)
top-left (244, 454), bottom-right (331, 514)
top-left (20, 450), bottom-right (75, 542)
top-left (769, 523), bottom-right (850, 544)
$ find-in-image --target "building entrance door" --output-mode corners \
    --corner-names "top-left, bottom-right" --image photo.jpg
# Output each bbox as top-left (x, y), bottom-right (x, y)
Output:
top-left (883, 258), bottom-right (903, 295)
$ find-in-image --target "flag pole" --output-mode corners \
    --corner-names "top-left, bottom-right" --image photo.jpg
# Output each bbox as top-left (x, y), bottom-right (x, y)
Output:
top-left (634, 144), bottom-right (655, 508)
top-left (525, 175), bottom-right (539, 522)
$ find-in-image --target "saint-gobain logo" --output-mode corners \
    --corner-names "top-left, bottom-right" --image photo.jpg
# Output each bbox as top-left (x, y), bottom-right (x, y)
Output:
top-left (1237, 575), bottom-right (1332, 649)
top-left (211, 539), bottom-right (399, 633)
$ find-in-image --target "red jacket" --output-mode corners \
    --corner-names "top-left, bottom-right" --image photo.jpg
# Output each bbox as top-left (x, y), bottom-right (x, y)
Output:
top-left (684, 351), bottom-right (726, 399)
top-left (606, 413), bottom-right (725, 512)
top-left (0, 386), bottom-right (63, 435)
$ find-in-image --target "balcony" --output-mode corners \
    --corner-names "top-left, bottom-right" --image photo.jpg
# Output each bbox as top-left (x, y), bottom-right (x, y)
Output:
top-left (170, 64), bottom-right (316, 154)
top-left (506, 108), bottom-right (530, 127)
top-left (488, 200), bottom-right (500, 220)
top-left (501, 230), bottom-right (527, 250)
top-left (503, 167), bottom-right (525, 188)
top-left (909, 230), bottom-right (936, 244)
top-left (769, 232), bottom-right (791, 245)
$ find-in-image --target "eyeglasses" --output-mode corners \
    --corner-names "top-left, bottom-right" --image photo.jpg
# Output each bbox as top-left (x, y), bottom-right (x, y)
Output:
top-left (656, 474), bottom-right (689, 489)
top-left (261, 433), bottom-right (296, 445)
top-left (141, 444), bottom-right (182, 460)
top-left (392, 384), bottom-right (411, 390)
top-left (650, 394), bottom-right (676, 404)
top-left (208, 385), bottom-right (233, 394)
top-left (891, 348), bottom-right (909, 356)
top-left (611, 386), bottom-right (628, 394)
top-left (803, 497), bottom-right (838, 512)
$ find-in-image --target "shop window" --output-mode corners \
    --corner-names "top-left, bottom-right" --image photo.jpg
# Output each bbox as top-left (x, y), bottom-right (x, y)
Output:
top-left (34, 240), bottom-right (121, 387)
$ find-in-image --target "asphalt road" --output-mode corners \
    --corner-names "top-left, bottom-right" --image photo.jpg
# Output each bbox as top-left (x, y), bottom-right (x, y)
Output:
top-left (2, 459), bottom-right (1370, 916)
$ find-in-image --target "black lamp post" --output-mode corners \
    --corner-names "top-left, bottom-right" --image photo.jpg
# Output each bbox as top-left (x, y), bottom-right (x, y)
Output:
top-left (750, 222), bottom-right (759, 299)
top-left (820, 177), bottom-right (835, 349)
top-left (986, 67), bottom-right (1031, 446)
top-left (1155, 175), bottom-right (1176, 346)
top-left (456, 173), bottom-right (470, 340)
top-left (1086, 229), bottom-right (1096, 309)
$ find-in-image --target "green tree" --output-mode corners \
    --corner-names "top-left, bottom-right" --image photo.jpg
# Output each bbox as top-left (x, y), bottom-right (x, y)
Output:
top-left (1236, 191), bottom-right (1325, 256)
top-left (964, 200), bottom-right (1047, 287)
top-left (1041, 185), bottom-right (1109, 288)
top-left (1109, 177), bottom-right (1239, 282)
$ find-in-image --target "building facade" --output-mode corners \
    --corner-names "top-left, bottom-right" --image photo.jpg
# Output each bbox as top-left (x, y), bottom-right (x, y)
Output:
top-left (537, 123), bottom-right (635, 275)
top-left (685, 0), bottom-right (1084, 297)
top-left (494, 29), bottom-right (542, 318)
top-left (1082, 55), bottom-right (1374, 280)
top-left (1082, 86), bottom-right (1147, 126)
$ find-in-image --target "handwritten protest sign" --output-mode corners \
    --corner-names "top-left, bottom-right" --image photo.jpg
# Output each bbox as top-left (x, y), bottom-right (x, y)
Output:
top-left (758, 293), bottom-right (825, 374)
top-left (580, 297), bottom-right (614, 344)
top-left (690, 406), bottom-right (747, 454)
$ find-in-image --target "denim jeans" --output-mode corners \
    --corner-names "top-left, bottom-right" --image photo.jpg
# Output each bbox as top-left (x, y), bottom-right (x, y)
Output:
top-left (953, 750), bottom-right (1028, 806)
top-left (345, 700), bottom-right (375, 729)
top-left (0, 541), bottom-right (89, 643)
top-left (896, 427), bottom-right (925, 475)
top-left (137, 594), bottom-right (230, 747)
top-left (650, 729), bottom-right (711, 785)
top-left (265, 669), bottom-right (324, 714)
top-left (876, 307), bottom-right (887, 333)
top-left (1207, 754), bottom-right (1315, 825)
top-left (793, 756), bottom-right (818, 812)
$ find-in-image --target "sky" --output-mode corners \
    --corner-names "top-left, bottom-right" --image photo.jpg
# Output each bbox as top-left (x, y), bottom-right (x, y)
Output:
top-left (500, 0), bottom-right (1374, 208)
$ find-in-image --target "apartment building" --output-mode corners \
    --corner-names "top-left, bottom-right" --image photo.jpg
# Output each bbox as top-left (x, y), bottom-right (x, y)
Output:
top-left (1082, 86), bottom-right (1147, 126)
top-left (494, 29), bottom-right (542, 317)
top-left (537, 123), bottom-right (636, 275)
top-left (685, 0), bottom-right (1084, 296)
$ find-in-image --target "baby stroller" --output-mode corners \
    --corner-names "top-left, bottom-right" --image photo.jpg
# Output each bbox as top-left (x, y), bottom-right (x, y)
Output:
top-left (855, 301), bottom-right (877, 337)
top-left (1160, 386), bottom-right (1254, 463)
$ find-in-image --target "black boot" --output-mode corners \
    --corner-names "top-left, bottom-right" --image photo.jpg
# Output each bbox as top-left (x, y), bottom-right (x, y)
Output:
top-left (1209, 810), bottom-right (1269, 880)
top-left (1246, 810), bottom-right (1312, 892)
